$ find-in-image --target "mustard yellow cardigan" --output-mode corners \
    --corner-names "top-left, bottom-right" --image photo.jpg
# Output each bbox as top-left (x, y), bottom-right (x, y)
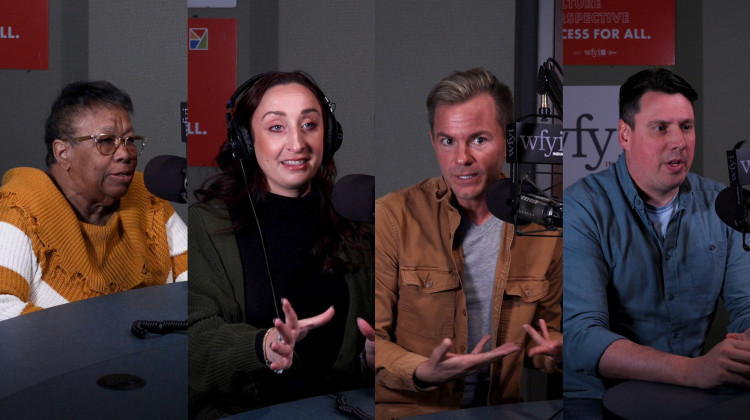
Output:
top-left (0, 167), bottom-right (187, 320)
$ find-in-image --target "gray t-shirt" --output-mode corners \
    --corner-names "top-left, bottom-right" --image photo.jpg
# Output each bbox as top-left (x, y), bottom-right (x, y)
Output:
top-left (644, 192), bottom-right (679, 241)
top-left (456, 214), bottom-right (503, 406)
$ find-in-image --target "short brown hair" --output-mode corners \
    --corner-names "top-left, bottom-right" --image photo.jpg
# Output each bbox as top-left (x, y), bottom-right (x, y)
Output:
top-left (426, 68), bottom-right (513, 131)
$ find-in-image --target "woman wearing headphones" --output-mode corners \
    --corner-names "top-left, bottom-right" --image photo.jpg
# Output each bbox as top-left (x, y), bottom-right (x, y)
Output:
top-left (188, 71), bottom-right (374, 418)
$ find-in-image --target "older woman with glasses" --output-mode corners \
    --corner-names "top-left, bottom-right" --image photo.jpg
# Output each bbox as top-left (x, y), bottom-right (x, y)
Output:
top-left (0, 80), bottom-right (187, 321)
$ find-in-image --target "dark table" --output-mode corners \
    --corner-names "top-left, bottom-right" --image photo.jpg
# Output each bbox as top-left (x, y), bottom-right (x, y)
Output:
top-left (602, 379), bottom-right (750, 419)
top-left (229, 387), bottom-right (375, 419)
top-left (0, 282), bottom-right (187, 419)
top-left (403, 399), bottom-right (563, 419)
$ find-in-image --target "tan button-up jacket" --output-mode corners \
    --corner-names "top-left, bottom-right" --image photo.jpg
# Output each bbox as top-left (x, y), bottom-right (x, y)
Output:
top-left (374, 176), bottom-right (562, 419)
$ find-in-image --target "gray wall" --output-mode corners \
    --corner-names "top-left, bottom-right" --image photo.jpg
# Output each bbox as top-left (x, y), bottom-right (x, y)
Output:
top-left (0, 1), bottom-right (188, 219)
top-left (702, 1), bottom-right (750, 184)
top-left (279, 0), bottom-right (375, 181)
top-left (374, 0), bottom-right (516, 197)
top-left (187, 0), bottom-right (515, 200)
top-left (0, 1), bottom-right (88, 174)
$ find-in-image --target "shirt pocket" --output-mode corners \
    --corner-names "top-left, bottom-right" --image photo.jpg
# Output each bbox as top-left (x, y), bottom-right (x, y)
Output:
top-left (687, 239), bottom-right (725, 308)
top-left (397, 268), bottom-right (459, 338)
top-left (504, 277), bottom-right (549, 303)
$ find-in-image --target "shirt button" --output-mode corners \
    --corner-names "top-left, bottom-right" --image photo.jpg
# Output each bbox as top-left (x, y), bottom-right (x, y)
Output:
top-left (524, 289), bottom-right (532, 297)
top-left (709, 245), bottom-right (716, 251)
top-left (462, 308), bottom-right (467, 316)
top-left (668, 294), bottom-right (675, 301)
top-left (425, 281), bottom-right (433, 289)
top-left (665, 254), bottom-right (671, 261)
top-left (109, 282), bottom-right (118, 292)
top-left (460, 345), bottom-right (466, 352)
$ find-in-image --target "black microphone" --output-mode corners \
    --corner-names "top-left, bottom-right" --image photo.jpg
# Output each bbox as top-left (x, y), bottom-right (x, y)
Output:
top-left (506, 120), bottom-right (563, 165)
top-left (716, 140), bottom-right (750, 250)
top-left (715, 186), bottom-right (750, 231)
top-left (332, 174), bottom-right (374, 224)
top-left (144, 155), bottom-right (187, 203)
top-left (486, 178), bottom-right (563, 229)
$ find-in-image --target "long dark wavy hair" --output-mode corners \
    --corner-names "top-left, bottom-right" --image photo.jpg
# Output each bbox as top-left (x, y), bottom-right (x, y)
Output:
top-left (195, 71), bottom-right (364, 273)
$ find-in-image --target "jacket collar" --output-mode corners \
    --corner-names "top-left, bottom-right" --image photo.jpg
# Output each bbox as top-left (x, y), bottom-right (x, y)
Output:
top-left (434, 173), bottom-right (509, 205)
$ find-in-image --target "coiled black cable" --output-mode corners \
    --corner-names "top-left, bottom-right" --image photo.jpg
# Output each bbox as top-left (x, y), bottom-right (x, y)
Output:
top-left (131, 320), bottom-right (187, 338)
top-left (334, 394), bottom-right (373, 420)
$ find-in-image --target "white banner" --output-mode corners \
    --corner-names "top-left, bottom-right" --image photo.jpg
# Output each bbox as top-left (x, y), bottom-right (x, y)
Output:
top-left (563, 85), bottom-right (623, 190)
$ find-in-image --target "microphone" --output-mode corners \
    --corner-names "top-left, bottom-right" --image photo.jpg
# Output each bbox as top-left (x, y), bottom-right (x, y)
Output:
top-left (144, 155), bottom-right (187, 203)
top-left (716, 140), bottom-right (750, 250)
top-left (332, 174), bottom-right (374, 224)
top-left (715, 187), bottom-right (750, 231)
top-left (506, 121), bottom-right (563, 165)
top-left (486, 178), bottom-right (563, 229)
top-left (715, 187), bottom-right (750, 251)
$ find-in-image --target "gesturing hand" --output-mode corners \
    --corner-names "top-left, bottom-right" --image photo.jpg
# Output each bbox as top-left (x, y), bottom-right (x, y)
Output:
top-left (413, 336), bottom-right (520, 386)
top-left (523, 319), bottom-right (563, 363)
top-left (357, 317), bottom-right (375, 371)
top-left (264, 298), bottom-right (335, 372)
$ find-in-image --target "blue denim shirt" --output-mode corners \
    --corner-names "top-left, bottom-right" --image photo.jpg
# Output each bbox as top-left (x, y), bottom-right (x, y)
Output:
top-left (563, 153), bottom-right (750, 399)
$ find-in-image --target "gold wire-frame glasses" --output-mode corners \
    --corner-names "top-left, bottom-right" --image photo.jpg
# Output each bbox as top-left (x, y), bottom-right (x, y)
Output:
top-left (67, 133), bottom-right (146, 156)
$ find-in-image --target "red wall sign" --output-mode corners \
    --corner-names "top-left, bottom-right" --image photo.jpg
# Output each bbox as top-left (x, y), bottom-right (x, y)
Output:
top-left (563, 0), bottom-right (675, 66)
top-left (187, 18), bottom-right (237, 166)
top-left (0, 0), bottom-right (49, 70)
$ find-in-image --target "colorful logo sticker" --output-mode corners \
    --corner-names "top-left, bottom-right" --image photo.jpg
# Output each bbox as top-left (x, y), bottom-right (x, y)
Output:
top-left (189, 28), bottom-right (208, 50)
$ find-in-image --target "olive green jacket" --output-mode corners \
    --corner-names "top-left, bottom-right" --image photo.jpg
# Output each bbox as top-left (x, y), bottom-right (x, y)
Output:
top-left (188, 202), bottom-right (374, 419)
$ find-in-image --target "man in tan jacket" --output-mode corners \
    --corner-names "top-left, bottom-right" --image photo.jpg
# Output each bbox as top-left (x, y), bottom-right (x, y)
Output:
top-left (374, 68), bottom-right (562, 419)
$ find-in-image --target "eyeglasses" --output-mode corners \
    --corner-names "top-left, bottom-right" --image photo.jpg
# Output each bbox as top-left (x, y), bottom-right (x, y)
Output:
top-left (67, 134), bottom-right (146, 156)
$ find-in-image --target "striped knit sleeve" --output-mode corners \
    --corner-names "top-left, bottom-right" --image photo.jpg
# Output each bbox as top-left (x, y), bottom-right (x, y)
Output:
top-left (166, 211), bottom-right (188, 282)
top-left (0, 221), bottom-right (42, 320)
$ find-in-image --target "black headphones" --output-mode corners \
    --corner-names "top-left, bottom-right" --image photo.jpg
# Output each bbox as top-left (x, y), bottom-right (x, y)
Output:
top-left (226, 72), bottom-right (343, 164)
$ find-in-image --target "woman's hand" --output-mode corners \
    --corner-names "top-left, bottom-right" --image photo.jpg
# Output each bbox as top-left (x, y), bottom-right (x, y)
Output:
top-left (264, 298), bottom-right (335, 372)
top-left (357, 318), bottom-right (375, 371)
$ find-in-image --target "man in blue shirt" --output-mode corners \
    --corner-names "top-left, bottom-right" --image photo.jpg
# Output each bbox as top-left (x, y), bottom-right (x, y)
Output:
top-left (564, 68), bottom-right (750, 418)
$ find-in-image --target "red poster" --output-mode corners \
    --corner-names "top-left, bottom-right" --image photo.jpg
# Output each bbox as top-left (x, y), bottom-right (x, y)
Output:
top-left (0, 0), bottom-right (48, 70)
top-left (563, 0), bottom-right (675, 66)
top-left (187, 18), bottom-right (237, 166)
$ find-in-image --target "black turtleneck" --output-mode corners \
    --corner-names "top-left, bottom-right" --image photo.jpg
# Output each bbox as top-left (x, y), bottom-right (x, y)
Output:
top-left (234, 192), bottom-right (350, 405)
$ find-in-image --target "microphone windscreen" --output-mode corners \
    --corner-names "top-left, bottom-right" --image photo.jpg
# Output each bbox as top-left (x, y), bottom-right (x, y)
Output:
top-left (144, 155), bottom-right (187, 203)
top-left (332, 174), bottom-right (374, 224)
top-left (715, 186), bottom-right (750, 231)
top-left (486, 178), bottom-right (536, 224)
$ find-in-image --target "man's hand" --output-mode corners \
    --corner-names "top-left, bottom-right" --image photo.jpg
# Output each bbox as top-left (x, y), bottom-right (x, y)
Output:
top-left (265, 298), bottom-right (335, 371)
top-left (357, 317), bottom-right (375, 370)
top-left (686, 332), bottom-right (750, 389)
top-left (523, 319), bottom-right (563, 363)
top-left (413, 336), bottom-right (520, 386)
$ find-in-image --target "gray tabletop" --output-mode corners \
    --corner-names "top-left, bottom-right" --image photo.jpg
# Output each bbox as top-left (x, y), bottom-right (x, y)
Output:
top-left (230, 387), bottom-right (375, 419)
top-left (0, 282), bottom-right (187, 419)
top-left (602, 379), bottom-right (750, 420)
top-left (403, 399), bottom-right (563, 420)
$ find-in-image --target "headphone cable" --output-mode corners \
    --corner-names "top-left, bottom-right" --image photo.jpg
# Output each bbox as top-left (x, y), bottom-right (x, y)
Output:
top-left (239, 159), bottom-right (306, 368)
top-left (239, 159), bottom-right (282, 321)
